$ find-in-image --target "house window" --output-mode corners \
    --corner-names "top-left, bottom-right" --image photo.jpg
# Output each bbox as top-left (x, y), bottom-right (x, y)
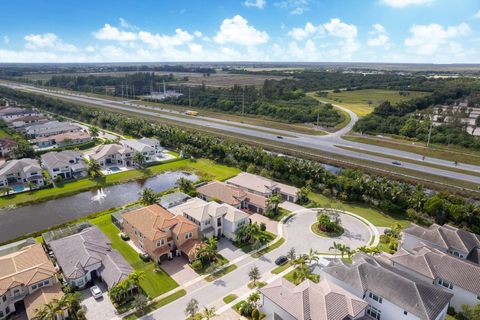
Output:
top-left (77, 279), bottom-right (84, 286)
top-left (367, 306), bottom-right (381, 320)
top-left (438, 279), bottom-right (453, 290)
top-left (43, 280), bottom-right (49, 285)
top-left (157, 239), bottom-right (164, 247)
top-left (32, 284), bottom-right (37, 290)
top-left (176, 235), bottom-right (179, 241)
top-left (185, 232), bottom-right (192, 240)
top-left (369, 292), bottom-right (383, 303)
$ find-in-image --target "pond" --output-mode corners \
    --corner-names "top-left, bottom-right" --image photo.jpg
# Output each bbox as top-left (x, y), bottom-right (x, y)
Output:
top-left (0, 171), bottom-right (198, 243)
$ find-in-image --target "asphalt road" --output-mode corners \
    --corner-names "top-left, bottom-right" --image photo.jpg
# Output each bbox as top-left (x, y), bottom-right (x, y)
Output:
top-left (3, 82), bottom-right (480, 186)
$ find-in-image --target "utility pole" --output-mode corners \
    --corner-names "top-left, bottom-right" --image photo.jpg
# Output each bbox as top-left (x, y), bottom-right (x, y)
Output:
top-left (427, 115), bottom-right (433, 147)
top-left (242, 87), bottom-right (245, 115)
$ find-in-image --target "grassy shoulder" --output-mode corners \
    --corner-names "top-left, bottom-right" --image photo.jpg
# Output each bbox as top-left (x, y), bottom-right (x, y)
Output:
top-left (319, 89), bottom-right (430, 117)
top-left (343, 134), bottom-right (480, 167)
top-left (271, 261), bottom-right (292, 275)
top-left (335, 145), bottom-right (480, 178)
top-left (205, 264), bottom-right (238, 282)
top-left (252, 237), bottom-right (286, 258)
top-left (223, 294), bottom-right (238, 304)
top-left (93, 215), bottom-right (178, 298)
top-left (0, 158), bottom-right (240, 209)
top-left (123, 289), bottom-right (187, 320)
top-left (308, 192), bottom-right (409, 227)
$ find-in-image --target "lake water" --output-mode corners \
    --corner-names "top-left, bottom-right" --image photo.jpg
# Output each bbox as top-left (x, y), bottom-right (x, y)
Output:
top-left (0, 171), bottom-right (197, 243)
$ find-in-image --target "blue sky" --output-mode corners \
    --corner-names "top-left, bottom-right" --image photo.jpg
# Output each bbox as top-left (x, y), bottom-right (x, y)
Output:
top-left (0, 0), bottom-right (479, 63)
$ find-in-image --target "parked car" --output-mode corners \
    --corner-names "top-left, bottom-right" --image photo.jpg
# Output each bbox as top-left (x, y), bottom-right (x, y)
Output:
top-left (90, 285), bottom-right (103, 299)
top-left (275, 255), bottom-right (288, 266)
top-left (392, 161), bottom-right (402, 166)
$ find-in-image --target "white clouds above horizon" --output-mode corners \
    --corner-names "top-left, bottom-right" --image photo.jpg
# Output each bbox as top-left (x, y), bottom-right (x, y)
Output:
top-left (380, 0), bottom-right (435, 8)
top-left (93, 24), bottom-right (137, 41)
top-left (24, 33), bottom-right (78, 52)
top-left (405, 22), bottom-right (471, 55)
top-left (368, 24), bottom-right (391, 48)
top-left (214, 15), bottom-right (269, 46)
top-left (274, 0), bottom-right (310, 15)
top-left (244, 0), bottom-right (266, 9)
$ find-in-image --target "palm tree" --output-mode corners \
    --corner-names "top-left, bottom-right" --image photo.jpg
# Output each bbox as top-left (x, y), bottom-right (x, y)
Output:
top-left (248, 266), bottom-right (261, 286)
top-left (139, 187), bottom-right (158, 205)
top-left (201, 306), bottom-right (217, 320)
top-left (133, 152), bottom-right (146, 168)
top-left (87, 159), bottom-right (102, 177)
top-left (286, 247), bottom-right (296, 261)
top-left (89, 126), bottom-right (99, 138)
top-left (329, 241), bottom-right (342, 258)
top-left (368, 246), bottom-right (381, 256)
top-left (305, 248), bottom-right (319, 265)
top-left (266, 193), bottom-right (281, 215)
top-left (0, 186), bottom-right (12, 196)
top-left (357, 246), bottom-right (369, 254)
top-left (176, 177), bottom-right (194, 194)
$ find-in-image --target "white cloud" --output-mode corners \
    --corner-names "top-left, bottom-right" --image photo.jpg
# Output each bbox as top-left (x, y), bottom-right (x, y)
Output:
top-left (274, 0), bottom-right (310, 15)
top-left (288, 22), bottom-right (322, 40)
top-left (323, 18), bottom-right (357, 39)
top-left (194, 31), bottom-right (203, 37)
top-left (368, 23), bottom-right (391, 47)
top-left (405, 22), bottom-right (471, 55)
top-left (24, 33), bottom-right (78, 52)
top-left (138, 29), bottom-right (194, 49)
top-left (474, 10), bottom-right (480, 19)
top-left (119, 18), bottom-right (139, 30)
top-left (85, 45), bottom-right (95, 52)
top-left (3, 36), bottom-right (9, 45)
top-left (214, 15), bottom-right (269, 46)
top-left (244, 0), bottom-right (266, 9)
top-left (93, 24), bottom-right (137, 41)
top-left (380, 0), bottom-right (434, 8)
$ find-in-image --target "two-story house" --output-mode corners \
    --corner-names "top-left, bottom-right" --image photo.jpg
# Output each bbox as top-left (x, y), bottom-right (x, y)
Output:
top-left (385, 245), bottom-right (480, 311)
top-left (0, 158), bottom-right (45, 189)
top-left (0, 238), bottom-right (60, 320)
top-left (122, 204), bottom-right (200, 262)
top-left (122, 138), bottom-right (163, 162)
top-left (196, 180), bottom-right (267, 214)
top-left (0, 138), bottom-right (17, 158)
top-left (41, 150), bottom-right (88, 180)
top-left (48, 225), bottom-right (133, 289)
top-left (401, 223), bottom-right (480, 263)
top-left (84, 143), bottom-right (129, 167)
top-left (33, 131), bottom-right (92, 149)
top-left (320, 253), bottom-right (453, 320)
top-left (226, 172), bottom-right (299, 203)
top-left (24, 121), bottom-right (82, 138)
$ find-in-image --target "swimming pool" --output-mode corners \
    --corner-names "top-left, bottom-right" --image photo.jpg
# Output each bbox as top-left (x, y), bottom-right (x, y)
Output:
top-left (13, 185), bottom-right (24, 192)
top-left (109, 166), bottom-right (121, 172)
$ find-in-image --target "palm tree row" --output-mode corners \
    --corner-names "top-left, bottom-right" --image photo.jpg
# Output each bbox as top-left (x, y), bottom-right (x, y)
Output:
top-left (109, 271), bottom-right (144, 305)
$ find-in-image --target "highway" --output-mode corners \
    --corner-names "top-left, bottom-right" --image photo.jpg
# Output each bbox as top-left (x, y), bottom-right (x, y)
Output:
top-left (2, 81), bottom-right (480, 186)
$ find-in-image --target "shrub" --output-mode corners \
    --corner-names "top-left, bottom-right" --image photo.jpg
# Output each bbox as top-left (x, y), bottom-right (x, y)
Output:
top-left (447, 306), bottom-right (455, 316)
top-left (191, 259), bottom-right (203, 271)
top-left (252, 308), bottom-right (259, 320)
top-left (260, 222), bottom-right (266, 232)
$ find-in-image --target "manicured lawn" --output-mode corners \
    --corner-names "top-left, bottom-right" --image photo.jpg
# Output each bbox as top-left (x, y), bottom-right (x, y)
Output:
top-left (319, 89), bottom-right (430, 117)
top-left (270, 207), bottom-right (291, 222)
top-left (0, 128), bottom-right (12, 138)
top-left (0, 158), bottom-right (240, 209)
top-left (192, 254), bottom-right (228, 275)
top-left (223, 294), bottom-right (238, 304)
top-left (283, 268), bottom-right (319, 285)
top-left (308, 192), bottom-right (409, 228)
top-left (205, 264), bottom-right (238, 282)
top-left (234, 231), bottom-right (276, 253)
top-left (271, 261), bottom-right (292, 275)
top-left (252, 237), bottom-right (285, 258)
top-left (94, 217), bottom-right (178, 298)
top-left (247, 281), bottom-right (266, 289)
top-left (123, 289), bottom-right (186, 320)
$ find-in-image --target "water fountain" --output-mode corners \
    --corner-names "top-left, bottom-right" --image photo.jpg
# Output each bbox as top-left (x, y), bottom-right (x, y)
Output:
top-left (91, 188), bottom-right (107, 201)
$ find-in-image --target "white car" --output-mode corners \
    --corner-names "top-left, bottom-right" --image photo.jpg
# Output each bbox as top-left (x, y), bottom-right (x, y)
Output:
top-left (90, 285), bottom-right (103, 299)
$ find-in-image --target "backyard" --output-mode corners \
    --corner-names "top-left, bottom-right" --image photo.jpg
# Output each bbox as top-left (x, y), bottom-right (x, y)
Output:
top-left (0, 158), bottom-right (240, 208)
top-left (91, 214), bottom-right (178, 298)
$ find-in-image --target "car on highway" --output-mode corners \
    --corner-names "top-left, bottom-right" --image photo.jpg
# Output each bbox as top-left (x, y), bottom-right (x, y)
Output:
top-left (275, 255), bottom-right (288, 266)
top-left (392, 161), bottom-right (402, 166)
top-left (276, 135), bottom-right (283, 139)
top-left (90, 285), bottom-right (103, 300)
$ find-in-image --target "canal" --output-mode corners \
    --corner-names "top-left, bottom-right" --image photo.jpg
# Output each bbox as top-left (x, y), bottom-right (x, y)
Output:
top-left (0, 171), bottom-right (198, 243)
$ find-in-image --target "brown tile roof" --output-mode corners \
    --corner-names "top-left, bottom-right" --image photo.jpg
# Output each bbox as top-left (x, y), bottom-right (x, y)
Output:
top-left (260, 278), bottom-right (368, 320)
top-left (178, 239), bottom-right (202, 260)
top-left (0, 243), bottom-right (57, 295)
top-left (196, 181), bottom-right (246, 206)
top-left (389, 246), bottom-right (480, 295)
top-left (245, 191), bottom-right (267, 208)
top-left (403, 223), bottom-right (480, 253)
top-left (123, 205), bottom-right (197, 241)
top-left (24, 282), bottom-right (64, 320)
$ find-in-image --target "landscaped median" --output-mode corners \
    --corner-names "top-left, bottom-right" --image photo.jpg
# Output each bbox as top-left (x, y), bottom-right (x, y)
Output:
top-left (123, 289), bottom-right (187, 320)
top-left (0, 158), bottom-right (240, 209)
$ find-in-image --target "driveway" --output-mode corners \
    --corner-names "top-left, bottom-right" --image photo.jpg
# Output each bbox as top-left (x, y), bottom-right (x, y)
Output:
top-left (217, 238), bottom-right (246, 262)
top-left (249, 214), bottom-right (279, 235)
top-left (279, 201), bottom-right (305, 212)
top-left (160, 256), bottom-right (204, 288)
top-left (284, 209), bottom-right (371, 254)
top-left (81, 282), bottom-right (117, 320)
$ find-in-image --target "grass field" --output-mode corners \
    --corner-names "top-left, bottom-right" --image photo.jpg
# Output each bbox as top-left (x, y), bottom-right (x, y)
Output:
top-left (93, 215), bottom-right (178, 298)
top-left (271, 261), bottom-right (292, 274)
top-left (344, 134), bottom-right (480, 166)
top-left (308, 192), bottom-right (409, 227)
top-left (0, 159), bottom-right (240, 209)
top-left (223, 294), bottom-right (238, 304)
top-left (0, 128), bottom-right (12, 138)
top-left (319, 89), bottom-right (430, 116)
